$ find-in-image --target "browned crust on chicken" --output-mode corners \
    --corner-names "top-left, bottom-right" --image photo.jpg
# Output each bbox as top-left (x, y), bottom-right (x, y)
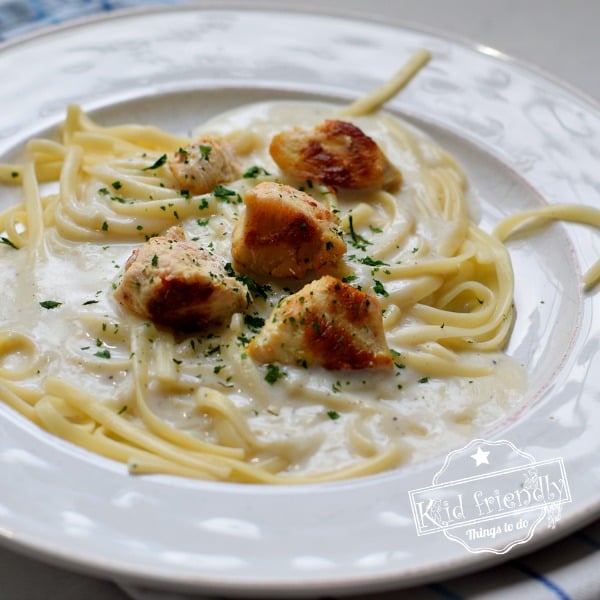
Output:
top-left (269, 119), bottom-right (401, 191)
top-left (168, 136), bottom-right (240, 195)
top-left (231, 182), bottom-right (346, 279)
top-left (114, 226), bottom-right (249, 331)
top-left (248, 275), bottom-right (393, 371)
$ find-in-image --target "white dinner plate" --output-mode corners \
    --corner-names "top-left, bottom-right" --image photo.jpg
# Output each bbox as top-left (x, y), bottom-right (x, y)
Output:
top-left (0, 4), bottom-right (598, 597)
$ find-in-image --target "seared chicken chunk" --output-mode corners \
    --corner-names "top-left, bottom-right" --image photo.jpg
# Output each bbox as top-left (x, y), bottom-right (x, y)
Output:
top-left (114, 226), bottom-right (249, 331)
top-left (168, 136), bottom-right (240, 195)
top-left (249, 275), bottom-right (393, 370)
top-left (270, 119), bottom-right (401, 191)
top-left (231, 182), bottom-right (346, 279)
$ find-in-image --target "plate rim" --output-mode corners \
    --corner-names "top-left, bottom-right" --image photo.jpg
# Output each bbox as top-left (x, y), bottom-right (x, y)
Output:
top-left (1, 1), bottom-right (598, 110)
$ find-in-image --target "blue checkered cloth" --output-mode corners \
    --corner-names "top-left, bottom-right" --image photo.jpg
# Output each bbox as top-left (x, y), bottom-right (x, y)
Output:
top-left (0, 0), bottom-right (180, 40)
top-left (0, 2), bottom-right (599, 599)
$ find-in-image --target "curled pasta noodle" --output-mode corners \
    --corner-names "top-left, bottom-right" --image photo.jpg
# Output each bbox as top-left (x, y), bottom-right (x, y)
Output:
top-left (346, 417), bottom-right (378, 458)
top-left (582, 260), bottom-right (600, 290)
top-left (494, 203), bottom-right (600, 289)
top-left (0, 164), bottom-right (22, 183)
top-left (399, 349), bottom-right (493, 377)
top-left (0, 332), bottom-right (39, 380)
top-left (130, 325), bottom-right (245, 459)
top-left (341, 48), bottom-right (431, 117)
top-left (22, 158), bottom-right (45, 259)
top-left (62, 104), bottom-right (191, 149)
top-left (43, 378), bottom-right (235, 479)
top-left (0, 380), bottom-right (40, 423)
top-left (196, 387), bottom-right (264, 451)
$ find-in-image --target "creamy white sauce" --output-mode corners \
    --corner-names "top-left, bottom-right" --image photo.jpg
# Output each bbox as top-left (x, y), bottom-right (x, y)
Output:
top-left (0, 100), bottom-right (525, 477)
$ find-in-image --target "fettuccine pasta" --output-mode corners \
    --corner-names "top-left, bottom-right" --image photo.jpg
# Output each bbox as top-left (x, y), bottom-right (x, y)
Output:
top-left (1, 58), bottom-right (597, 483)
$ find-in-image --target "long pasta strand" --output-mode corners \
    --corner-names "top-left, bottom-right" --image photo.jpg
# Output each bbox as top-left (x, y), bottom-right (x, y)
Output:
top-left (0, 86), bottom-right (596, 485)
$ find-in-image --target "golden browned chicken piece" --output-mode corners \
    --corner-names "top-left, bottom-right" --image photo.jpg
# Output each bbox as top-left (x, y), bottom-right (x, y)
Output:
top-left (231, 181), bottom-right (346, 279)
top-left (248, 275), bottom-right (393, 371)
top-left (168, 136), bottom-right (240, 195)
top-left (269, 119), bottom-right (401, 191)
top-left (114, 226), bottom-right (249, 331)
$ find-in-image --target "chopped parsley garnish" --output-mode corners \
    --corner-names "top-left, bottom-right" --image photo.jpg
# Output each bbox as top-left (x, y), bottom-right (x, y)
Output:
top-left (213, 185), bottom-right (241, 203)
top-left (101, 221), bottom-right (109, 231)
top-left (327, 410), bottom-right (341, 420)
top-left (373, 280), bottom-right (389, 296)
top-left (265, 364), bottom-right (286, 384)
top-left (205, 344), bottom-right (221, 356)
top-left (199, 144), bottom-right (212, 161)
top-left (142, 154), bottom-right (167, 171)
top-left (244, 314), bottom-right (265, 331)
top-left (39, 300), bottom-right (62, 309)
top-left (390, 349), bottom-right (406, 370)
top-left (418, 376), bottom-right (430, 384)
top-left (347, 214), bottom-right (372, 250)
top-left (359, 256), bottom-right (388, 267)
top-left (243, 165), bottom-right (270, 178)
top-left (112, 181), bottom-right (122, 190)
top-left (1, 237), bottom-right (18, 250)
top-left (237, 333), bottom-right (252, 346)
top-left (225, 262), bottom-right (271, 300)
top-left (94, 349), bottom-right (111, 359)
top-left (151, 254), bottom-right (159, 267)
top-left (82, 300), bottom-right (99, 306)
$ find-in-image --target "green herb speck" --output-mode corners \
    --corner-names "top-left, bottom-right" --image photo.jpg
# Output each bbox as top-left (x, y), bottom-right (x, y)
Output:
top-left (40, 300), bottom-right (62, 309)
top-left (243, 165), bottom-right (270, 178)
top-left (373, 280), bottom-right (389, 296)
top-left (1, 237), bottom-right (18, 250)
top-left (265, 364), bottom-right (286, 384)
top-left (142, 154), bottom-right (167, 171)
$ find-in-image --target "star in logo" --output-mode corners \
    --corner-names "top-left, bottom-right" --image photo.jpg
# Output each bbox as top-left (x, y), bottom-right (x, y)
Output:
top-left (470, 446), bottom-right (490, 467)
